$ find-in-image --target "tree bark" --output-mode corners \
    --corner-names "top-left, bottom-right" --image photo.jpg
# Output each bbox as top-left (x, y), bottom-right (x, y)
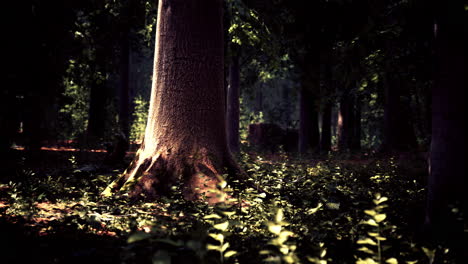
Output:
top-left (86, 80), bottom-right (107, 144)
top-left (351, 96), bottom-right (361, 151)
top-left (86, 40), bottom-right (113, 146)
top-left (104, 0), bottom-right (238, 202)
top-left (337, 91), bottom-right (361, 152)
top-left (425, 1), bottom-right (466, 246)
top-left (119, 32), bottom-right (131, 142)
top-left (337, 94), bottom-right (352, 151)
top-left (381, 74), bottom-right (418, 152)
top-left (298, 85), bottom-right (320, 154)
top-left (320, 101), bottom-right (332, 152)
top-left (226, 54), bottom-right (240, 153)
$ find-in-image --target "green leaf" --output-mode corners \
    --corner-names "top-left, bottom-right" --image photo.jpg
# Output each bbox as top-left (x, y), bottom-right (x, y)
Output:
top-left (275, 208), bottom-right (284, 222)
top-left (268, 224), bottom-right (282, 235)
top-left (363, 219), bottom-right (378, 226)
top-left (357, 238), bottom-right (377, 246)
top-left (364, 210), bottom-right (376, 216)
top-left (209, 233), bottom-right (224, 242)
top-left (207, 244), bottom-right (220, 251)
top-left (221, 242), bottom-right (230, 252)
top-left (320, 248), bottom-right (327, 258)
top-left (376, 197), bottom-right (388, 204)
top-left (422, 247), bottom-right (435, 263)
top-left (204, 214), bottom-right (222, 219)
top-left (284, 255), bottom-right (295, 263)
top-left (307, 203), bottom-right (322, 214)
top-left (277, 231), bottom-right (293, 244)
top-left (221, 211), bottom-right (236, 217)
top-left (224, 250), bottom-right (237, 258)
top-left (127, 232), bottom-right (152, 243)
top-left (386, 258), bottom-right (398, 264)
top-left (326, 202), bottom-right (340, 210)
top-left (356, 258), bottom-right (378, 264)
top-left (358, 247), bottom-right (375, 254)
top-left (218, 180), bottom-right (227, 189)
top-left (213, 221), bottom-right (229, 231)
top-left (374, 214), bottom-right (386, 222)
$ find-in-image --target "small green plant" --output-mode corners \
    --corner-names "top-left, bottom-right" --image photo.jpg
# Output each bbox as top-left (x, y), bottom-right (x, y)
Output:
top-left (355, 193), bottom-right (398, 264)
top-left (307, 242), bottom-right (328, 264)
top-left (203, 178), bottom-right (238, 263)
top-left (260, 207), bottom-right (300, 264)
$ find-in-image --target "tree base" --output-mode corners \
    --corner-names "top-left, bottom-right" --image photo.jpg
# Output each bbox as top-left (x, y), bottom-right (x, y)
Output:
top-left (102, 148), bottom-right (240, 204)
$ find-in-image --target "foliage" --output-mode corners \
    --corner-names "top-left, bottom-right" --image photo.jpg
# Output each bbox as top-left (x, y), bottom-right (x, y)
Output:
top-left (2, 149), bottom-right (464, 263)
top-left (58, 60), bottom-right (91, 140)
top-left (129, 95), bottom-right (149, 142)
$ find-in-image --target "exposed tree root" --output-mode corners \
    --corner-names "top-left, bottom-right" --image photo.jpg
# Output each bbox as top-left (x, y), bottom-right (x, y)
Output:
top-left (102, 148), bottom-right (245, 204)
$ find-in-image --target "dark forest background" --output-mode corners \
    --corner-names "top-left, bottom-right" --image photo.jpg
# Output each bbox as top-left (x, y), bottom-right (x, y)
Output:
top-left (0, 1), bottom-right (466, 264)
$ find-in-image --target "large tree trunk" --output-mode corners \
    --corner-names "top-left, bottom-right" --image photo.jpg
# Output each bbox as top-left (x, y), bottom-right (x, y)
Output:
top-left (425, 1), bottom-right (466, 247)
top-left (104, 0), bottom-right (238, 202)
top-left (226, 54), bottom-right (240, 153)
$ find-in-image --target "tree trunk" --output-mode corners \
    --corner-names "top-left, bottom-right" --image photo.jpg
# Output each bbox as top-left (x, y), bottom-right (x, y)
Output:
top-left (119, 33), bottom-right (131, 142)
top-left (337, 91), bottom-right (361, 152)
top-left (320, 101), bottom-right (332, 152)
top-left (425, 2), bottom-right (466, 247)
top-left (298, 85), bottom-right (319, 154)
top-left (351, 96), bottom-right (361, 151)
top-left (104, 0), bottom-right (238, 202)
top-left (381, 75), bottom-right (418, 152)
top-left (105, 31), bottom-right (131, 164)
top-left (226, 54), bottom-right (240, 153)
top-left (86, 80), bottom-right (107, 145)
top-left (337, 94), bottom-right (352, 151)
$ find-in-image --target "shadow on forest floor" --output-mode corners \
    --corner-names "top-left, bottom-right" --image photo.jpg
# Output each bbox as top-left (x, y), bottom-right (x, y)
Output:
top-left (0, 145), bottom-right (466, 264)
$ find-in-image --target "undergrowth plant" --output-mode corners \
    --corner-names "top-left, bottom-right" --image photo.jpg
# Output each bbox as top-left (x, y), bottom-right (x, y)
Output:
top-left (355, 193), bottom-right (397, 264)
top-left (260, 207), bottom-right (300, 264)
top-left (3, 151), bottom-right (464, 264)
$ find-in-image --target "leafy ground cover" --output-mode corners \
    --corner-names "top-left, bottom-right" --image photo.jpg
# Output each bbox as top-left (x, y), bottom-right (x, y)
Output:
top-left (0, 148), bottom-right (465, 264)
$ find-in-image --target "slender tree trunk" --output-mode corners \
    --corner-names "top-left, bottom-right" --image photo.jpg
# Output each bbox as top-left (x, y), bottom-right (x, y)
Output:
top-left (337, 91), bottom-right (361, 152)
top-left (425, 2), bottom-right (466, 248)
top-left (381, 75), bottom-right (417, 152)
top-left (337, 98), bottom-right (345, 151)
top-left (119, 33), bottom-right (131, 141)
top-left (320, 101), bottom-right (332, 152)
top-left (104, 0), bottom-right (238, 202)
top-left (86, 80), bottom-right (107, 144)
top-left (351, 96), bottom-right (361, 151)
top-left (298, 85), bottom-right (319, 154)
top-left (226, 54), bottom-right (240, 153)
top-left (255, 83), bottom-right (263, 113)
top-left (337, 94), bottom-right (352, 151)
top-left (105, 34), bottom-right (131, 164)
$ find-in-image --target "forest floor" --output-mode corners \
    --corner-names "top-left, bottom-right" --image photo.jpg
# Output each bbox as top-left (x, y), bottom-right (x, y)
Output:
top-left (0, 145), bottom-right (466, 264)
